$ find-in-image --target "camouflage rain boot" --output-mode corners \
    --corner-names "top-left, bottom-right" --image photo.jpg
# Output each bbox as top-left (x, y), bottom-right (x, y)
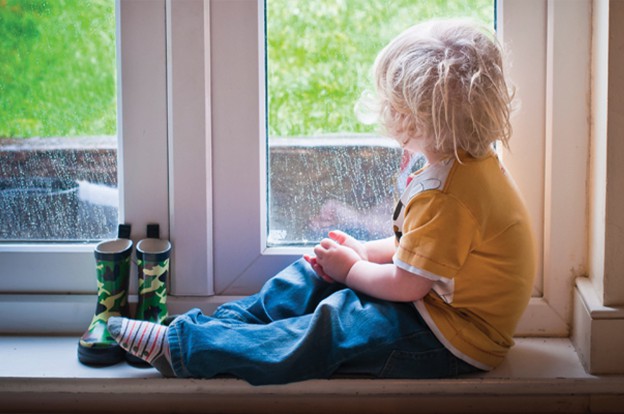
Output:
top-left (126, 224), bottom-right (171, 365)
top-left (78, 224), bottom-right (133, 366)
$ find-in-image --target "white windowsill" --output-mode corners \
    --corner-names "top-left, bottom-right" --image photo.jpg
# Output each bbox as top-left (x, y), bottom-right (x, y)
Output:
top-left (1, 337), bottom-right (623, 413)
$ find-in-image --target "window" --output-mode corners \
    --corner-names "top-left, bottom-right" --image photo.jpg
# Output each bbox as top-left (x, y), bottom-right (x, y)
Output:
top-left (0, 0), bottom-right (170, 311)
top-left (1, 0), bottom-right (590, 338)
top-left (0, 0), bottom-right (118, 242)
top-left (266, 0), bottom-right (494, 247)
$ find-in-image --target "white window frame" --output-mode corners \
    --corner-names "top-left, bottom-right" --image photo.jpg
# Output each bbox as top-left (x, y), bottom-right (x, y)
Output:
top-left (500, 0), bottom-right (590, 336)
top-left (0, 0), bottom-right (591, 337)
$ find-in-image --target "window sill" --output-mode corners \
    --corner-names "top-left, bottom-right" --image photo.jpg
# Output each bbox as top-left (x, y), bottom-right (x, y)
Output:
top-left (1, 337), bottom-right (622, 413)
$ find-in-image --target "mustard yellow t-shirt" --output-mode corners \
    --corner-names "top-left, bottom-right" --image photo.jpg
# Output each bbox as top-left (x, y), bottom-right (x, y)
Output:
top-left (393, 151), bottom-right (536, 370)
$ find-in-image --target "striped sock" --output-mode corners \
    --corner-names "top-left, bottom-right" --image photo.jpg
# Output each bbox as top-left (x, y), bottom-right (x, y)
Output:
top-left (107, 317), bottom-right (174, 377)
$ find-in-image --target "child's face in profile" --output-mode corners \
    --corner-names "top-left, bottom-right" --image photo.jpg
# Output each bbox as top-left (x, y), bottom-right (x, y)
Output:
top-left (400, 135), bottom-right (426, 155)
top-left (388, 120), bottom-right (426, 155)
top-left (394, 129), bottom-right (443, 163)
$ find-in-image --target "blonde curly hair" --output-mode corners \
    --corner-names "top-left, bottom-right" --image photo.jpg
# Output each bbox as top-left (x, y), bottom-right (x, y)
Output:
top-left (359, 19), bottom-right (515, 159)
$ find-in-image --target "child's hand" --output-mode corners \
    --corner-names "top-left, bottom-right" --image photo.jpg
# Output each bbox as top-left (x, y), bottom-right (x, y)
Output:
top-left (303, 254), bottom-right (334, 283)
top-left (327, 230), bottom-right (368, 261)
top-left (304, 230), bottom-right (367, 283)
top-left (312, 238), bottom-right (361, 284)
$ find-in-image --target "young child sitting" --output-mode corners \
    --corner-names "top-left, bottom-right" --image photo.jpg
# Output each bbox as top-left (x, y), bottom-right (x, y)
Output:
top-left (108, 18), bottom-right (535, 385)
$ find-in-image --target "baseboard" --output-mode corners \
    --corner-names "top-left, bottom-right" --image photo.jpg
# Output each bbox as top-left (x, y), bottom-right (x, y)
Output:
top-left (573, 277), bottom-right (624, 374)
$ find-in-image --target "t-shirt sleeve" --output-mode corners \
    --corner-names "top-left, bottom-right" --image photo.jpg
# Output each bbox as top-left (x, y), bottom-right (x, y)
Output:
top-left (393, 192), bottom-right (479, 282)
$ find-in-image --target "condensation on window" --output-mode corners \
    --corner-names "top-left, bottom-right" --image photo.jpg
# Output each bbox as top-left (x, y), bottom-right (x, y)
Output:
top-left (0, 0), bottom-right (118, 242)
top-left (266, 0), bottom-right (494, 246)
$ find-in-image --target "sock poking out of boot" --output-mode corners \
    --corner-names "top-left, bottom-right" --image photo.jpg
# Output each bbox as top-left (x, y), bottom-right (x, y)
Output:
top-left (107, 317), bottom-right (175, 377)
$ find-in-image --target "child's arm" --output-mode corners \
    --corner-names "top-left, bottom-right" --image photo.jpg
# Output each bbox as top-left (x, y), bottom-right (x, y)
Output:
top-left (327, 230), bottom-right (396, 264)
top-left (346, 260), bottom-right (433, 302)
top-left (313, 238), bottom-right (433, 302)
top-left (304, 231), bottom-right (396, 283)
top-left (362, 236), bottom-right (396, 264)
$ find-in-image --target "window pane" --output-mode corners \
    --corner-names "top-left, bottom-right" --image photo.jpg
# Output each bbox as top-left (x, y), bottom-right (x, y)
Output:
top-left (0, 0), bottom-right (118, 242)
top-left (266, 0), bottom-right (494, 247)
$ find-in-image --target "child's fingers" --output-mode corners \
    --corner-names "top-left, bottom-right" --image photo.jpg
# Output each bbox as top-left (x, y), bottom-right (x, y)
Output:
top-left (314, 239), bottom-right (335, 259)
top-left (319, 238), bottom-right (339, 249)
top-left (328, 231), bottom-right (367, 259)
top-left (303, 254), bottom-right (315, 265)
top-left (304, 254), bottom-right (334, 283)
top-left (314, 264), bottom-right (334, 283)
top-left (328, 230), bottom-right (347, 244)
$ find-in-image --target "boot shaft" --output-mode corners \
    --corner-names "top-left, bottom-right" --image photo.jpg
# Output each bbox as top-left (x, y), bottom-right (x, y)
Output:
top-left (136, 237), bottom-right (170, 323)
top-left (93, 238), bottom-right (133, 317)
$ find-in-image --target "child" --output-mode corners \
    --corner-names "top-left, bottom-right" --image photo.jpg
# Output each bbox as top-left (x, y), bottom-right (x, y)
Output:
top-left (107, 18), bottom-right (535, 385)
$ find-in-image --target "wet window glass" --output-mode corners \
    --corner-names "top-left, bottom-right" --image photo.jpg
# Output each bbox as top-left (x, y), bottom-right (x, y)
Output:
top-left (266, 0), bottom-right (494, 247)
top-left (0, 0), bottom-right (118, 242)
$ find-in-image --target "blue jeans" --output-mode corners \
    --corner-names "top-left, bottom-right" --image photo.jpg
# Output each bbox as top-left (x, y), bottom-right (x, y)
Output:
top-left (168, 259), bottom-right (479, 385)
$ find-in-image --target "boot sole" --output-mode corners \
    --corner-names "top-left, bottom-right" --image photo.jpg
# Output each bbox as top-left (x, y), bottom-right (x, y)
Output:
top-left (125, 352), bottom-right (151, 367)
top-left (77, 343), bottom-right (125, 366)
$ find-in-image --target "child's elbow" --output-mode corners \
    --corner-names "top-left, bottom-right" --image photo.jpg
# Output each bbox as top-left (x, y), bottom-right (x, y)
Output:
top-left (395, 269), bottom-right (434, 302)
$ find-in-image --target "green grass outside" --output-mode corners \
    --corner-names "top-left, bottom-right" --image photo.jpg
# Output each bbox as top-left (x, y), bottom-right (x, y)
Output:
top-left (0, 0), bottom-right (116, 138)
top-left (0, 0), bottom-right (492, 139)
top-left (267, 0), bottom-right (493, 138)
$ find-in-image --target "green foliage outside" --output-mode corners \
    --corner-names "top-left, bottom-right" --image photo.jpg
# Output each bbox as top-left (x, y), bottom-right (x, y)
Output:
top-left (0, 0), bottom-right (116, 138)
top-left (0, 0), bottom-right (492, 139)
top-left (267, 0), bottom-right (493, 138)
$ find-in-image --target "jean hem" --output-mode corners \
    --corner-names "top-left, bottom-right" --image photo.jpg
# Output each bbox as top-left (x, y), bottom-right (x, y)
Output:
top-left (167, 312), bottom-right (190, 378)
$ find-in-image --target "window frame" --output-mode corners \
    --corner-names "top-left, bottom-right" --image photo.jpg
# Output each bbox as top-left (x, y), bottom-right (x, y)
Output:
top-left (501, 0), bottom-right (590, 335)
top-left (0, 0), bottom-right (591, 337)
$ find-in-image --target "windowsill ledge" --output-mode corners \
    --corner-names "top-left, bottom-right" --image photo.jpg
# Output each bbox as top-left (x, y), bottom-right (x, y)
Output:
top-left (1, 337), bottom-right (623, 413)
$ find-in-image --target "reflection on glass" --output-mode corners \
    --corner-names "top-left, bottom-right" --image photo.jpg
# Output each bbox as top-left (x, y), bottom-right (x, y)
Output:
top-left (266, 0), bottom-right (494, 246)
top-left (0, 0), bottom-right (118, 242)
